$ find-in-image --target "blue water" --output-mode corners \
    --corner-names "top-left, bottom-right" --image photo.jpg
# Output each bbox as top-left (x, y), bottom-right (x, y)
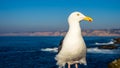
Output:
top-left (0, 36), bottom-right (120, 68)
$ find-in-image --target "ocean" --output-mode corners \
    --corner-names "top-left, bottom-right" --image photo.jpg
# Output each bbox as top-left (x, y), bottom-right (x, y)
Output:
top-left (0, 36), bottom-right (120, 68)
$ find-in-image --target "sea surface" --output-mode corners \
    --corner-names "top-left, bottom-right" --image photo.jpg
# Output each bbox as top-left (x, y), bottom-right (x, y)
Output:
top-left (0, 36), bottom-right (120, 68)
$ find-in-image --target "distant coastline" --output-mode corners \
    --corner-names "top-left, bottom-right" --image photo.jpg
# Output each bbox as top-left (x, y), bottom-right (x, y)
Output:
top-left (0, 29), bottom-right (120, 36)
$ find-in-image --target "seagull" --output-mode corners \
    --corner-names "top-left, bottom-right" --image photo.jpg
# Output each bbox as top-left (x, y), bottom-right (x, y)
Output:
top-left (55, 11), bottom-right (93, 68)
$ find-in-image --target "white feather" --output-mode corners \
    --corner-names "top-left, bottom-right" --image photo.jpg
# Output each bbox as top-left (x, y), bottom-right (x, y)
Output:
top-left (55, 12), bottom-right (87, 68)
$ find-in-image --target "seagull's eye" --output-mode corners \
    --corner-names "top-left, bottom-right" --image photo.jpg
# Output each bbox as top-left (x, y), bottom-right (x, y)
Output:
top-left (77, 14), bottom-right (80, 16)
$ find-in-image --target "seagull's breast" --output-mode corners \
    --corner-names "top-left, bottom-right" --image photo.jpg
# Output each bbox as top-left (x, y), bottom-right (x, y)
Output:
top-left (60, 32), bottom-right (86, 59)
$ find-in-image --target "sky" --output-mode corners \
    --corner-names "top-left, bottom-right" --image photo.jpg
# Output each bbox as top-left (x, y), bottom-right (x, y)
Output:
top-left (0, 0), bottom-right (120, 33)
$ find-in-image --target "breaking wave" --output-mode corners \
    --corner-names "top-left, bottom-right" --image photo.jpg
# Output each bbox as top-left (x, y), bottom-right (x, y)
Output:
top-left (41, 47), bottom-right (58, 52)
top-left (95, 41), bottom-right (114, 45)
top-left (87, 47), bottom-right (120, 54)
top-left (3, 47), bottom-right (119, 54)
top-left (40, 47), bottom-right (120, 54)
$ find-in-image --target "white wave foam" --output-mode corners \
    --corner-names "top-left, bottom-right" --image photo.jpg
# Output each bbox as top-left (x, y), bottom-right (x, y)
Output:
top-left (95, 41), bottom-right (114, 45)
top-left (41, 47), bottom-right (58, 52)
top-left (40, 47), bottom-right (120, 54)
top-left (87, 47), bottom-right (120, 54)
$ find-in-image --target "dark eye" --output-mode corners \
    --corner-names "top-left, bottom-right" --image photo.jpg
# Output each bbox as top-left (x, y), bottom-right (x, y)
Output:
top-left (77, 14), bottom-right (80, 16)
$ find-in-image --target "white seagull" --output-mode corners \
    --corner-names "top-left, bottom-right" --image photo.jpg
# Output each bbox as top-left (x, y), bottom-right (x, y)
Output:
top-left (55, 11), bottom-right (93, 68)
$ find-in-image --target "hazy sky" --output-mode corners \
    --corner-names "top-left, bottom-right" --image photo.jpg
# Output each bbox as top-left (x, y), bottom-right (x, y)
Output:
top-left (0, 0), bottom-right (120, 33)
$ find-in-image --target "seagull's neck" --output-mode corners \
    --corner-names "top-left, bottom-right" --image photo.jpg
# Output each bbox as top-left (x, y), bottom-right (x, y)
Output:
top-left (68, 22), bottom-right (82, 36)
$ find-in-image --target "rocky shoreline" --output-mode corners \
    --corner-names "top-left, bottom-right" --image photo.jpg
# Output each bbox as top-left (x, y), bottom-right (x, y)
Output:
top-left (113, 38), bottom-right (120, 44)
top-left (97, 38), bottom-right (120, 49)
top-left (105, 38), bottom-right (120, 68)
top-left (108, 58), bottom-right (120, 68)
top-left (98, 45), bottom-right (118, 49)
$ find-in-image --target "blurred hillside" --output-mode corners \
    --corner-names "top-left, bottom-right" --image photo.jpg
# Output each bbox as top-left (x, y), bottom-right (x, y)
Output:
top-left (0, 29), bottom-right (120, 36)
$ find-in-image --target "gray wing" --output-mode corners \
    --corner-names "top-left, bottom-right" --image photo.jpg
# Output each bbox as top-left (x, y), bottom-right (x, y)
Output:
top-left (58, 37), bottom-right (64, 53)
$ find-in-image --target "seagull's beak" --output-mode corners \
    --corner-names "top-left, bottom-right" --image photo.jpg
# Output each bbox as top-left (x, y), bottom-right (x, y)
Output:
top-left (83, 16), bottom-right (93, 22)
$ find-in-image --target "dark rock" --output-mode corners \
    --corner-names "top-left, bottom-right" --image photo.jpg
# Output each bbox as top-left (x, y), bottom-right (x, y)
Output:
top-left (108, 58), bottom-right (120, 68)
top-left (98, 45), bottom-right (118, 49)
top-left (113, 38), bottom-right (120, 44)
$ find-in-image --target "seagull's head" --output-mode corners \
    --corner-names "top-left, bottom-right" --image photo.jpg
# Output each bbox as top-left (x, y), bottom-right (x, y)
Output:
top-left (68, 11), bottom-right (93, 23)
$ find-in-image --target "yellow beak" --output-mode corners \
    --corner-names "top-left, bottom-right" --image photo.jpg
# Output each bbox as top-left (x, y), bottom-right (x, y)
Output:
top-left (83, 16), bottom-right (93, 22)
